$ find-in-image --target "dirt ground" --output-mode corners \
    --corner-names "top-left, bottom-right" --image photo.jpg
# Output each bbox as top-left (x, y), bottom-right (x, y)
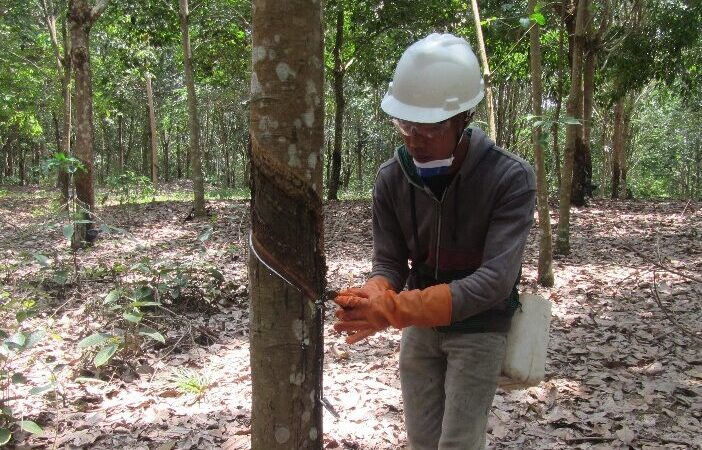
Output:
top-left (0, 187), bottom-right (700, 450)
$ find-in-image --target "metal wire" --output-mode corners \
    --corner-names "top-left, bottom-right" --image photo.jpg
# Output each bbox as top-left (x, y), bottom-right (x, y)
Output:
top-left (247, 229), bottom-right (338, 419)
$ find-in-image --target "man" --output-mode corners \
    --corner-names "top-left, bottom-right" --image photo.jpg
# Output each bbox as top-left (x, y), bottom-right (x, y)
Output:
top-left (333, 33), bottom-right (536, 449)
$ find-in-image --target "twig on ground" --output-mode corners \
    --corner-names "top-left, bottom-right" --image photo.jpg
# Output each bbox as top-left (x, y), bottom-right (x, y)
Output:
top-left (651, 272), bottom-right (701, 345)
top-left (157, 304), bottom-right (219, 343)
top-left (564, 436), bottom-right (615, 444)
top-left (680, 200), bottom-right (692, 216)
top-left (622, 244), bottom-right (702, 283)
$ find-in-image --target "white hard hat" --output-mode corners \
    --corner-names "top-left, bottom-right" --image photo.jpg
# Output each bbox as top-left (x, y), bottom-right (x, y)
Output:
top-left (381, 33), bottom-right (484, 123)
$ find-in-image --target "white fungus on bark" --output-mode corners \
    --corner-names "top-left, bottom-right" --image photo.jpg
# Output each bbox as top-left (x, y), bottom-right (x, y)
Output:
top-left (252, 46), bottom-right (266, 64)
top-left (307, 153), bottom-right (317, 169)
top-left (274, 426), bottom-right (290, 444)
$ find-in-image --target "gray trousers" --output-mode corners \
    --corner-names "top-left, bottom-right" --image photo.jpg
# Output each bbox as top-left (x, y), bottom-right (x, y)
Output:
top-left (399, 327), bottom-right (507, 450)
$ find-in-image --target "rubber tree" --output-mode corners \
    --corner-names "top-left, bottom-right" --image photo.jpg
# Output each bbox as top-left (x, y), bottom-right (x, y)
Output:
top-left (38, 0), bottom-right (72, 203)
top-left (470, 0), bottom-right (497, 141)
top-left (146, 71), bottom-right (158, 188)
top-left (327, 1), bottom-right (344, 201)
top-left (555, 0), bottom-right (588, 255)
top-left (528, 0), bottom-right (554, 287)
top-left (249, 0), bottom-right (325, 448)
top-left (179, 0), bottom-right (206, 216)
top-left (69, 0), bottom-right (109, 248)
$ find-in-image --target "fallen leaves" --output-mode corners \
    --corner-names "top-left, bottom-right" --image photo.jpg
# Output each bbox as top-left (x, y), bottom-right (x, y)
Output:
top-left (2, 191), bottom-right (701, 450)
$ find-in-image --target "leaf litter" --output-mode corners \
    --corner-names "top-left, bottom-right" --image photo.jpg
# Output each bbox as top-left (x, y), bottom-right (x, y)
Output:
top-left (0, 189), bottom-right (700, 450)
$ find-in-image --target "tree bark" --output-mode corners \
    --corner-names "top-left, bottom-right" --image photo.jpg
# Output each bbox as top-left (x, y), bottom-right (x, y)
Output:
top-left (69, 0), bottom-right (109, 247)
top-left (555, 0), bottom-right (588, 255)
top-left (162, 127), bottom-right (170, 182)
top-left (470, 0), bottom-right (497, 141)
top-left (327, 6), bottom-right (344, 201)
top-left (117, 113), bottom-right (124, 173)
top-left (179, 0), bottom-right (206, 216)
top-left (528, 0), bottom-right (554, 287)
top-left (146, 71), bottom-right (158, 188)
top-left (551, 0), bottom-right (567, 190)
top-left (571, 6), bottom-right (597, 206)
top-left (249, 0), bottom-right (325, 448)
top-left (39, 0), bottom-right (72, 202)
top-left (611, 96), bottom-right (624, 198)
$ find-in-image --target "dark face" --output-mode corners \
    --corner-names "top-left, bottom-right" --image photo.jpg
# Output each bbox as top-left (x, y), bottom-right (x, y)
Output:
top-left (398, 113), bottom-right (468, 163)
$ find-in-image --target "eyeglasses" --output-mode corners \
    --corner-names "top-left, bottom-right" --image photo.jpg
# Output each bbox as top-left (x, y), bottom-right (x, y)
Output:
top-left (391, 118), bottom-right (452, 139)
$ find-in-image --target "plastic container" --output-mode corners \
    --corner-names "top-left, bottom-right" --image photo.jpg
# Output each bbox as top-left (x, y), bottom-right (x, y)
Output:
top-left (500, 294), bottom-right (552, 389)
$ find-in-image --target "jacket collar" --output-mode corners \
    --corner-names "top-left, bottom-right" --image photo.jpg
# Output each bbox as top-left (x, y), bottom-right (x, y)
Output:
top-left (395, 127), bottom-right (494, 190)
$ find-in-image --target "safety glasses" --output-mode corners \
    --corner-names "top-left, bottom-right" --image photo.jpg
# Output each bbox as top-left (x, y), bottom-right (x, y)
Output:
top-left (391, 117), bottom-right (452, 139)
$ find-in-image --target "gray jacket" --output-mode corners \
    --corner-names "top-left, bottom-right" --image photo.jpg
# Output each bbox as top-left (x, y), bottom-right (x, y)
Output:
top-left (369, 128), bottom-right (536, 331)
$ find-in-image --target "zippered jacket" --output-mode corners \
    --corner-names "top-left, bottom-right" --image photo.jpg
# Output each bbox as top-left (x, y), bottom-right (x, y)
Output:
top-left (369, 127), bottom-right (536, 332)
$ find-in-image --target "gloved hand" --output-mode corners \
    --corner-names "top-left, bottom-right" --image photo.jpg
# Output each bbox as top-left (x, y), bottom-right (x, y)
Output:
top-left (334, 284), bottom-right (453, 344)
top-left (338, 276), bottom-right (394, 298)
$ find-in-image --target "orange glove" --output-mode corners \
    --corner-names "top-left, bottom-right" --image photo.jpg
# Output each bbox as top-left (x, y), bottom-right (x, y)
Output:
top-left (338, 276), bottom-right (394, 298)
top-left (334, 284), bottom-right (453, 344)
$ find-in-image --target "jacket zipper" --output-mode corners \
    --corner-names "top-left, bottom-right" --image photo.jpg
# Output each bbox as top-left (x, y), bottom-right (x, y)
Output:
top-left (434, 187), bottom-right (451, 280)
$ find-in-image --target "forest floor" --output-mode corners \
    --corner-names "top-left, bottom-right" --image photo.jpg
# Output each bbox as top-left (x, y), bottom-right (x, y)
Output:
top-left (0, 185), bottom-right (700, 450)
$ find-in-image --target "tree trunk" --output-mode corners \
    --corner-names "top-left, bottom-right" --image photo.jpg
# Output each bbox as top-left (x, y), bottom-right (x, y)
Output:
top-left (622, 96), bottom-right (634, 199)
top-left (52, 111), bottom-right (62, 155)
top-left (126, 113), bottom-right (134, 166)
top-left (162, 128), bottom-right (170, 182)
top-left (249, 0), bottom-right (325, 448)
top-left (470, 0), bottom-right (497, 141)
top-left (528, 0), bottom-right (554, 287)
top-left (146, 71), bottom-right (158, 188)
top-left (176, 129), bottom-right (182, 179)
top-left (39, 0), bottom-right (72, 202)
top-left (69, 0), bottom-right (109, 248)
top-left (117, 113), bottom-right (124, 173)
top-left (100, 118), bottom-right (109, 180)
top-left (220, 114), bottom-right (231, 187)
top-left (611, 96), bottom-right (624, 198)
top-left (571, 11), bottom-right (596, 206)
top-left (327, 6), bottom-right (344, 201)
top-left (355, 123), bottom-right (364, 185)
top-left (551, 0), bottom-right (567, 190)
top-left (179, 0), bottom-right (206, 216)
top-left (555, 0), bottom-right (587, 256)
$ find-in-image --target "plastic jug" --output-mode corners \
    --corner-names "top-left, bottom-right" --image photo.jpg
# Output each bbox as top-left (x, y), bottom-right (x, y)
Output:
top-left (500, 293), bottom-right (551, 389)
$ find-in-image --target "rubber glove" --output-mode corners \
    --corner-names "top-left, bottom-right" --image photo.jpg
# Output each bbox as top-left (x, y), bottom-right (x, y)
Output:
top-left (334, 284), bottom-right (452, 344)
top-left (338, 276), bottom-right (394, 298)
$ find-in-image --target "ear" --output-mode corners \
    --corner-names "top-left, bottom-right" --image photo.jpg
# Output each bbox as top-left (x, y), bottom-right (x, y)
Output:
top-left (465, 111), bottom-right (475, 125)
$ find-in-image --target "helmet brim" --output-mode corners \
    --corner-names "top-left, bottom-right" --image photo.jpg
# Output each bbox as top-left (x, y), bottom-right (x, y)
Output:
top-left (381, 90), bottom-right (484, 124)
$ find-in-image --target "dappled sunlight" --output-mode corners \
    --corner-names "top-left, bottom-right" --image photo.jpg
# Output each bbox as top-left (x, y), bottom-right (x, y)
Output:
top-left (1, 192), bottom-right (700, 449)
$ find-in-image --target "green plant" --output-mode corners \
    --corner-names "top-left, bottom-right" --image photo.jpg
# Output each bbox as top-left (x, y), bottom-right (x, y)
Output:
top-left (40, 153), bottom-right (84, 177)
top-left (0, 290), bottom-right (46, 445)
top-left (77, 285), bottom-right (165, 368)
top-left (106, 171), bottom-right (155, 205)
top-left (168, 367), bottom-right (211, 397)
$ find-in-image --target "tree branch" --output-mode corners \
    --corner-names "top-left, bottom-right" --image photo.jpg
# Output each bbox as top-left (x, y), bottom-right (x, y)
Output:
top-left (651, 272), bottom-right (701, 345)
top-left (621, 244), bottom-right (702, 283)
top-left (90, 0), bottom-right (110, 22)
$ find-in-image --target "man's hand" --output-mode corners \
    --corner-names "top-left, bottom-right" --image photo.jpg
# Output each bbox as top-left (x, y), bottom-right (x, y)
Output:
top-left (338, 276), bottom-right (394, 298)
top-left (333, 284), bottom-right (453, 344)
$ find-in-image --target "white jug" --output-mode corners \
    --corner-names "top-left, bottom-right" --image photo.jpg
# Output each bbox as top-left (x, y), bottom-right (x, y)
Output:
top-left (499, 294), bottom-right (551, 390)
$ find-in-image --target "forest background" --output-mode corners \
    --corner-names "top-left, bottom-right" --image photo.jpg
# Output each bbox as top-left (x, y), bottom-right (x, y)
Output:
top-left (0, 0), bottom-right (701, 449)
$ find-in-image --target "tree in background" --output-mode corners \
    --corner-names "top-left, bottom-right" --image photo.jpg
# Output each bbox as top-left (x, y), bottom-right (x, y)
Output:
top-left (470, 0), bottom-right (497, 141)
top-left (528, 0), bottom-right (554, 286)
top-left (69, 0), bottom-right (109, 247)
top-left (555, 0), bottom-right (588, 256)
top-left (248, 0), bottom-right (325, 448)
top-left (38, 0), bottom-right (72, 202)
top-left (145, 70), bottom-right (158, 188)
top-left (179, 0), bottom-right (206, 216)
